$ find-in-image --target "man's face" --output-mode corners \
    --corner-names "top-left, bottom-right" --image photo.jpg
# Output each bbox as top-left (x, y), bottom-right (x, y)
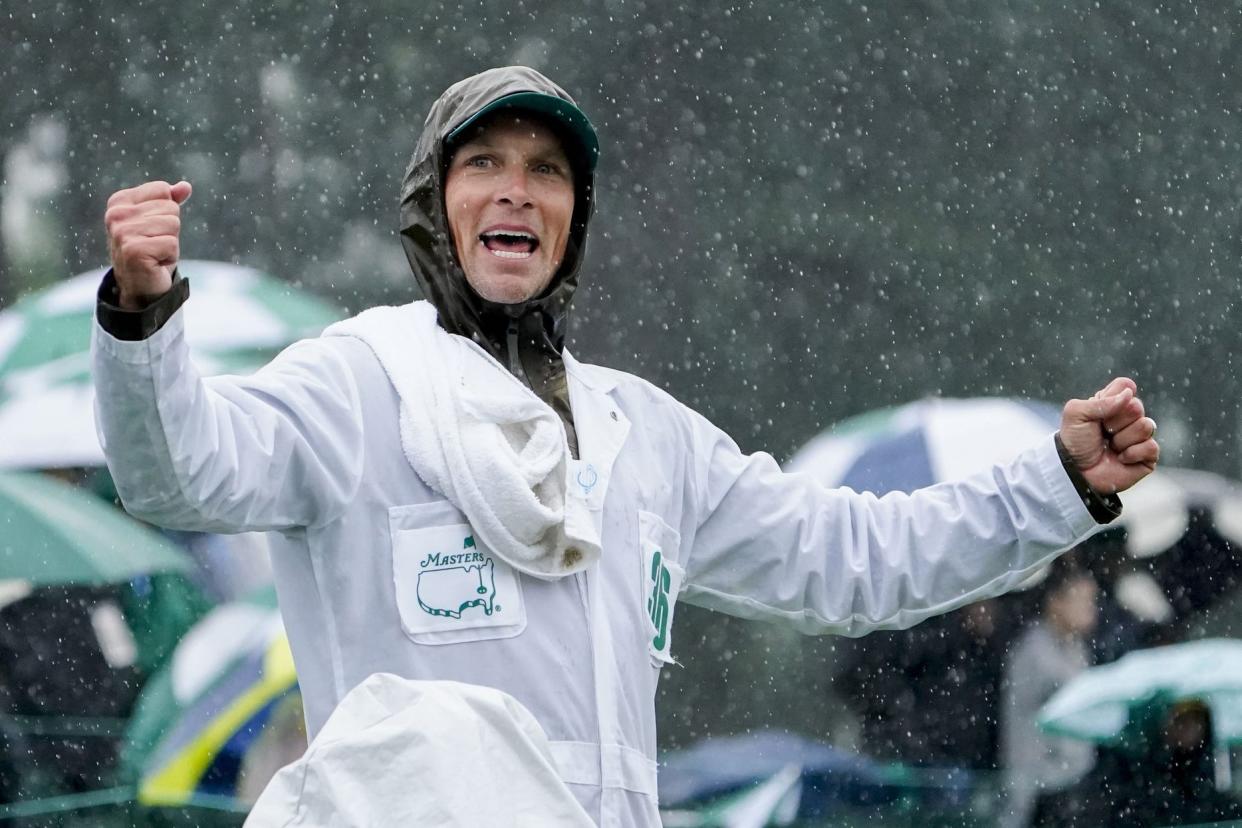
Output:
top-left (1048, 575), bottom-right (1099, 636)
top-left (444, 114), bottom-right (575, 305)
top-left (1165, 705), bottom-right (1210, 755)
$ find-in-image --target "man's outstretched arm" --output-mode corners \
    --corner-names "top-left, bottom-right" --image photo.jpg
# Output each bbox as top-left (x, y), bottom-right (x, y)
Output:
top-left (679, 380), bottom-right (1158, 637)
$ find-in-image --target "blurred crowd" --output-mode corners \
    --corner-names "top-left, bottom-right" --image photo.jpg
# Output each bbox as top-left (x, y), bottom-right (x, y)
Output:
top-left (0, 466), bottom-right (284, 814)
top-left (836, 524), bottom-right (1242, 826)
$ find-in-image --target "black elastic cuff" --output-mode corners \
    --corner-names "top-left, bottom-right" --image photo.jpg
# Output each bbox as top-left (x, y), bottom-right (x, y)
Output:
top-left (1055, 432), bottom-right (1123, 524)
top-left (95, 269), bottom-right (190, 341)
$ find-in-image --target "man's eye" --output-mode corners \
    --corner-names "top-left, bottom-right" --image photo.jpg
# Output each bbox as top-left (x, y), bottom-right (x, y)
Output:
top-left (534, 162), bottom-right (561, 176)
top-left (465, 155), bottom-right (493, 168)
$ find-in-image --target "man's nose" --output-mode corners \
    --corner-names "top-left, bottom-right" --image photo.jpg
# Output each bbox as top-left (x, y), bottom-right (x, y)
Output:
top-left (495, 168), bottom-right (534, 207)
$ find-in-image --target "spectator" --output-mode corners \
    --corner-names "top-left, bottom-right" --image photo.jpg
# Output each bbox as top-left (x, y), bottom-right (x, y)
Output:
top-left (839, 599), bottom-right (1010, 771)
top-left (1001, 556), bottom-right (1099, 827)
top-left (1036, 697), bottom-right (1242, 826)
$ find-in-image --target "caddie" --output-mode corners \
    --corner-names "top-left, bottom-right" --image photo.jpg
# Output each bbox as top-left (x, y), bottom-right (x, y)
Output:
top-left (93, 66), bottom-right (1159, 826)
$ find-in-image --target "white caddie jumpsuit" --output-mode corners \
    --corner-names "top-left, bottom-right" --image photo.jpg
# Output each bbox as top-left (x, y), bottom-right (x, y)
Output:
top-left (93, 304), bottom-right (1099, 827)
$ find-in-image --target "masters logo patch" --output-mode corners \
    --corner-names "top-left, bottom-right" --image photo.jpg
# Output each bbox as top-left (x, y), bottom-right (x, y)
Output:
top-left (416, 536), bottom-right (501, 619)
top-left (388, 505), bottom-right (527, 643)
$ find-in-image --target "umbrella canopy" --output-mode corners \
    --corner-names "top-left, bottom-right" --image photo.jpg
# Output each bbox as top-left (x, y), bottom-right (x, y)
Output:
top-left (122, 588), bottom-right (301, 806)
top-left (658, 730), bottom-right (899, 810)
top-left (660, 763), bottom-right (803, 828)
top-left (784, 396), bottom-right (1203, 560)
top-left (1038, 638), bottom-right (1242, 745)
top-left (785, 396), bottom-right (1063, 493)
top-left (658, 731), bottom-right (975, 823)
top-left (0, 260), bottom-right (342, 469)
top-left (0, 469), bottom-right (190, 585)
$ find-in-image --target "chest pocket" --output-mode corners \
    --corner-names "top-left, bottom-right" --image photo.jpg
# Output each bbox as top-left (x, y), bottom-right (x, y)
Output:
top-left (388, 501), bottom-right (527, 646)
top-left (638, 510), bottom-right (683, 666)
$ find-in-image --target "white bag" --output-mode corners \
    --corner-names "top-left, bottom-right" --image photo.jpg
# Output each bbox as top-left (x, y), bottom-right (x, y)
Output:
top-left (245, 673), bottom-right (595, 827)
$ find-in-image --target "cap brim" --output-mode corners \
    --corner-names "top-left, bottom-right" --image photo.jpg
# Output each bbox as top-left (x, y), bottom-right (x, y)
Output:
top-left (445, 92), bottom-right (599, 173)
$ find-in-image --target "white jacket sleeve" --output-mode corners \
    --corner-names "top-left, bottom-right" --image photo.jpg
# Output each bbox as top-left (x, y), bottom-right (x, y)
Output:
top-left (679, 409), bottom-right (1098, 637)
top-left (91, 305), bottom-right (364, 533)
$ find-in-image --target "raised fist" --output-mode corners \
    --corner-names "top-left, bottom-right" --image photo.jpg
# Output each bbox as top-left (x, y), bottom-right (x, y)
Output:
top-left (1059, 376), bottom-right (1159, 495)
top-left (104, 180), bottom-right (192, 309)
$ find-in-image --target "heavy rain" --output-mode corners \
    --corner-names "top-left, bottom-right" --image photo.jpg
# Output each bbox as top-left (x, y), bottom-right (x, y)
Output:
top-left (1, 1), bottom-right (1240, 825)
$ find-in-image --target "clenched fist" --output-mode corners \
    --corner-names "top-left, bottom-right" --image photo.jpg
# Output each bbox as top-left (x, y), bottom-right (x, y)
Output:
top-left (104, 180), bottom-right (192, 309)
top-left (1059, 377), bottom-right (1160, 495)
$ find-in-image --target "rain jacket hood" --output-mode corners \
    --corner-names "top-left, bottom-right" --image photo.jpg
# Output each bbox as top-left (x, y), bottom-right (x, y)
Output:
top-left (399, 67), bottom-right (596, 453)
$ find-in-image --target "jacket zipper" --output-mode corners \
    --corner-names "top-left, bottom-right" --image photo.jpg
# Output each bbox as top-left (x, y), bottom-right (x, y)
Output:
top-left (506, 320), bottom-right (529, 384)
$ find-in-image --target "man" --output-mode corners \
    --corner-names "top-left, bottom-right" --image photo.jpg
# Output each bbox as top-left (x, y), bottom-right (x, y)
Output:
top-left (94, 66), bottom-right (1158, 826)
top-left (1001, 557), bottom-right (1100, 827)
top-left (1040, 698), bottom-right (1242, 826)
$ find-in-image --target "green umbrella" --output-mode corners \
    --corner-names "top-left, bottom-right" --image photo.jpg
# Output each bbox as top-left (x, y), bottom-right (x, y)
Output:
top-left (1038, 639), bottom-right (1242, 745)
top-left (0, 260), bottom-right (343, 469)
top-left (0, 470), bottom-right (191, 585)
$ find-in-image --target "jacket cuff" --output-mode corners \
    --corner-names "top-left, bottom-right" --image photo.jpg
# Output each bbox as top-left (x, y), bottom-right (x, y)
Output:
top-left (1055, 432), bottom-right (1123, 524)
top-left (95, 269), bottom-right (189, 341)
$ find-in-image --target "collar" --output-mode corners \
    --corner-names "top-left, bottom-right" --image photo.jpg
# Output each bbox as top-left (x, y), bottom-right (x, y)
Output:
top-left (562, 349), bottom-right (619, 394)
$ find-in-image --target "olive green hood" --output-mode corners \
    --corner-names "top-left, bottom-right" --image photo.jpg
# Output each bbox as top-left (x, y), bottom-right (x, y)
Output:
top-left (398, 66), bottom-right (596, 359)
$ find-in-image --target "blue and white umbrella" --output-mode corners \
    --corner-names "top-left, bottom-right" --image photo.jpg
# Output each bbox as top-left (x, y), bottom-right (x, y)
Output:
top-left (657, 730), bottom-right (974, 826)
top-left (785, 396), bottom-right (1198, 559)
top-left (784, 397), bottom-right (1062, 494)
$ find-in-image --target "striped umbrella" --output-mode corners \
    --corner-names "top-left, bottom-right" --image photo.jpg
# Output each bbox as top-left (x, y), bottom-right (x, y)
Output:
top-left (0, 260), bottom-right (342, 469)
top-left (122, 588), bottom-right (302, 806)
top-left (784, 396), bottom-right (1195, 559)
top-left (785, 396), bottom-right (1064, 493)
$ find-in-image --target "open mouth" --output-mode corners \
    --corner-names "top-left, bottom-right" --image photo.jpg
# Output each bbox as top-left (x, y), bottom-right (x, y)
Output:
top-left (479, 230), bottom-right (539, 260)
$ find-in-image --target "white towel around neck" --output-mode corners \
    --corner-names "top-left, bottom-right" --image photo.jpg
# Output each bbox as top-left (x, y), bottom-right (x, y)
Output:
top-left (324, 301), bottom-right (600, 578)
